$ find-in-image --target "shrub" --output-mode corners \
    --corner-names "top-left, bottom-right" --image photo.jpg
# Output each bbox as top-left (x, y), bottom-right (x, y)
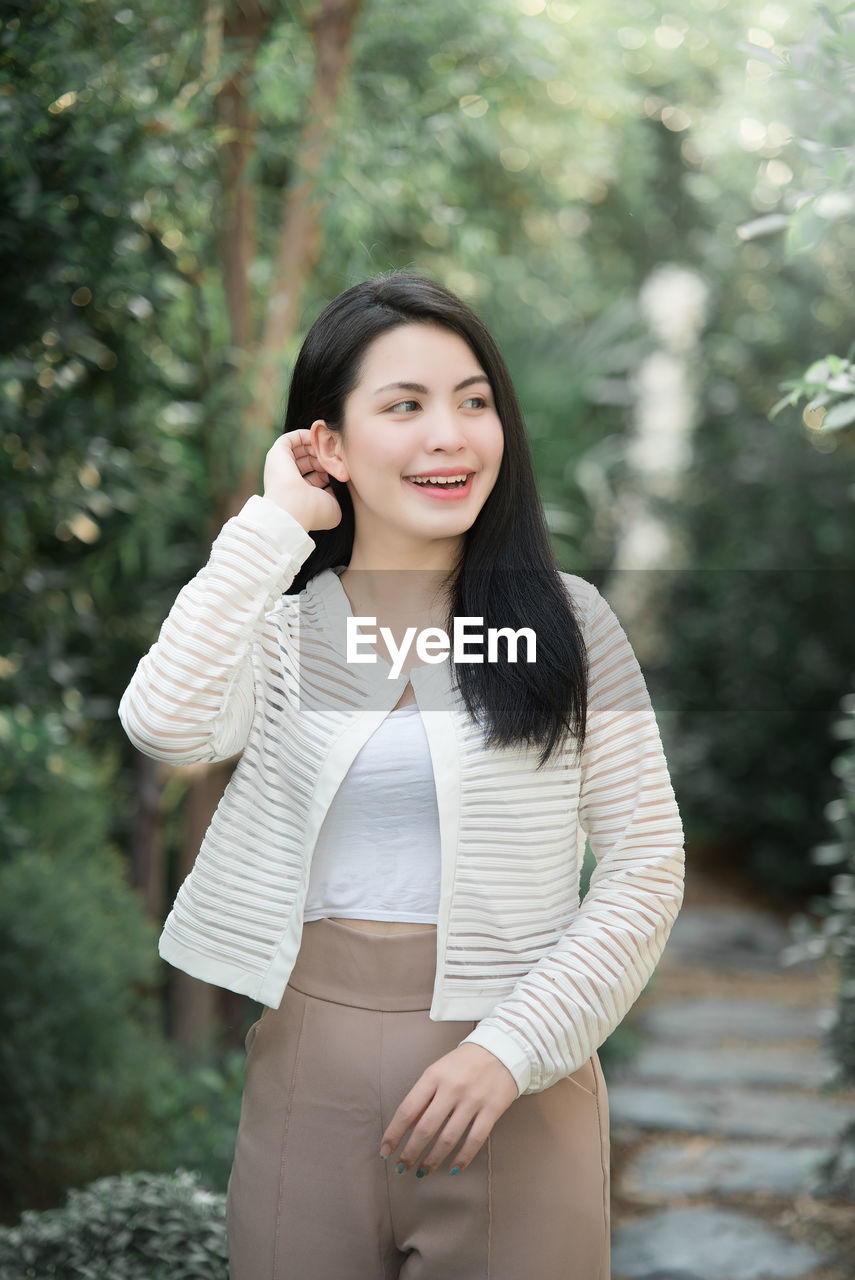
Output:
top-left (0, 1170), bottom-right (227, 1280)
top-left (651, 411), bottom-right (855, 898)
top-left (0, 846), bottom-right (166, 1218)
top-left (0, 715), bottom-right (246, 1218)
top-left (783, 685), bottom-right (855, 1196)
top-left (0, 713), bottom-right (171, 1219)
top-left (146, 1052), bottom-right (246, 1195)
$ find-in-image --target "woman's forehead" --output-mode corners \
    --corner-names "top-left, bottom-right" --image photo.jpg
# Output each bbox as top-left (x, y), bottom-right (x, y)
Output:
top-left (356, 323), bottom-right (486, 388)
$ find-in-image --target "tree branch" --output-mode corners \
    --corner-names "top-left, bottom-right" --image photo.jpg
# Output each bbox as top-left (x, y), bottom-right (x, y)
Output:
top-left (232, 0), bottom-right (364, 509)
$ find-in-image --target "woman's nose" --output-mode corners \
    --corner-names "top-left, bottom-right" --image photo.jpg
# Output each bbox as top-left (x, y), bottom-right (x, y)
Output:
top-left (423, 406), bottom-right (468, 450)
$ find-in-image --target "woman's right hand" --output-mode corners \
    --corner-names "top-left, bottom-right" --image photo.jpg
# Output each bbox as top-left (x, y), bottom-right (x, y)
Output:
top-left (262, 429), bottom-right (343, 533)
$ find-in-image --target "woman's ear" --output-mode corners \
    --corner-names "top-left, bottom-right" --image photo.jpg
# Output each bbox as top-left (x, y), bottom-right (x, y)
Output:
top-left (309, 419), bottom-right (350, 483)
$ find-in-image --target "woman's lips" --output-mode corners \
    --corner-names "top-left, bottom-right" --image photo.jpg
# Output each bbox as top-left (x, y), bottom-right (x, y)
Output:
top-left (404, 474), bottom-right (474, 500)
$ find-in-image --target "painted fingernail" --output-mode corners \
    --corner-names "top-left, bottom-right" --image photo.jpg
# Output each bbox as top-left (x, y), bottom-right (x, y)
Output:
top-left (396, 1163), bottom-right (406, 1175)
top-left (416, 1168), bottom-right (427, 1178)
top-left (379, 1152), bottom-right (388, 1160)
top-left (450, 1166), bottom-right (459, 1176)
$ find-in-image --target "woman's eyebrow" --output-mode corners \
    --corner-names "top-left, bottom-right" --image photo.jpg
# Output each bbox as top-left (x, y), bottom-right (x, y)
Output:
top-left (373, 375), bottom-right (491, 396)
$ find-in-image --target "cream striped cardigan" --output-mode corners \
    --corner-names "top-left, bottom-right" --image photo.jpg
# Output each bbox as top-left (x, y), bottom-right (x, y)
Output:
top-left (119, 494), bottom-right (685, 1097)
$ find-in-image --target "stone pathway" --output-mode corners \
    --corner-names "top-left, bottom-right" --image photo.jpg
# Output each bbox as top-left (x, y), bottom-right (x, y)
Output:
top-left (606, 877), bottom-right (855, 1280)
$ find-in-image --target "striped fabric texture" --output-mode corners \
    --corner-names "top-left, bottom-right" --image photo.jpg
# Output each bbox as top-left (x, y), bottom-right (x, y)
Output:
top-left (119, 495), bottom-right (685, 1096)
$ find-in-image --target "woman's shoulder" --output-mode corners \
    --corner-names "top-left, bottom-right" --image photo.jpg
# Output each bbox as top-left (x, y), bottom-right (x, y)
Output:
top-left (555, 570), bottom-right (600, 617)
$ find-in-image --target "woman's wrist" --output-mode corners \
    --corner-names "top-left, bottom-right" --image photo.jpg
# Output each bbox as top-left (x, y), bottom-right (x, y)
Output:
top-left (237, 494), bottom-right (318, 552)
top-left (259, 488), bottom-right (318, 535)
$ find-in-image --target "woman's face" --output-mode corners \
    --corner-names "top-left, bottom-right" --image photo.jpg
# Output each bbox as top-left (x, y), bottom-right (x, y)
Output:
top-left (312, 323), bottom-right (505, 559)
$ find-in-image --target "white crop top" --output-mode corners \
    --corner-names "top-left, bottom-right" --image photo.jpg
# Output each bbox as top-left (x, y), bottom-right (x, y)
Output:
top-left (303, 702), bottom-right (442, 924)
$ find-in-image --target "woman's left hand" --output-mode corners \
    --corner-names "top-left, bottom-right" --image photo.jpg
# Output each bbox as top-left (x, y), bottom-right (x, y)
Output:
top-left (379, 1043), bottom-right (519, 1176)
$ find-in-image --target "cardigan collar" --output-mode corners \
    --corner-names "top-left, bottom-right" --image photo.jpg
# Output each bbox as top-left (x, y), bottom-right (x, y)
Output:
top-left (304, 566), bottom-right (455, 708)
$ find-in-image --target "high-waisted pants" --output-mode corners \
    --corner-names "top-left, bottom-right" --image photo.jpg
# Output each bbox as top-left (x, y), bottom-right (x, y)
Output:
top-left (226, 918), bottom-right (611, 1280)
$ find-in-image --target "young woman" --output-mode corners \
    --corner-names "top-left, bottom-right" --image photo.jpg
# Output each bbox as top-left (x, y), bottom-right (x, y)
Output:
top-left (119, 273), bottom-right (684, 1279)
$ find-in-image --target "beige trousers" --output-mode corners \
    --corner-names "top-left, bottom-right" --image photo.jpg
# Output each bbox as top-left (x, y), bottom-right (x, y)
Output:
top-left (226, 918), bottom-right (611, 1280)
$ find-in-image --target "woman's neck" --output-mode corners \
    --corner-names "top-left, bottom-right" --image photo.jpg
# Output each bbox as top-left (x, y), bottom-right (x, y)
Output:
top-left (338, 565), bottom-right (454, 627)
top-left (340, 527), bottom-right (461, 618)
top-left (345, 527), bottom-right (462, 577)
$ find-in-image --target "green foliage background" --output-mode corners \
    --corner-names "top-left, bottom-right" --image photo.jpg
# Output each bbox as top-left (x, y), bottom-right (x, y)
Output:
top-left (2, 0), bottom-right (854, 1233)
top-left (0, 1171), bottom-right (228, 1279)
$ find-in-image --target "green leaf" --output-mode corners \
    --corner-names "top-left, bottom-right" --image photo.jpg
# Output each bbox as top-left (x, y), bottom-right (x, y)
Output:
top-left (784, 197), bottom-right (829, 257)
top-left (769, 389), bottom-right (800, 419)
top-left (736, 212), bottom-right (790, 240)
top-left (805, 358), bottom-right (832, 383)
top-left (821, 398), bottom-right (855, 430)
top-left (816, 2), bottom-right (843, 34)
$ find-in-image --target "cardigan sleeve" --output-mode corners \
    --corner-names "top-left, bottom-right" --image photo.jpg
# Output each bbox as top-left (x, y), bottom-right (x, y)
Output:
top-left (118, 495), bottom-right (316, 766)
top-left (459, 583), bottom-right (685, 1096)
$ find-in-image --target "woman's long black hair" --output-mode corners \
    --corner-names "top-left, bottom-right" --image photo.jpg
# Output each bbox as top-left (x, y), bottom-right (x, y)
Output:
top-left (285, 272), bottom-right (587, 768)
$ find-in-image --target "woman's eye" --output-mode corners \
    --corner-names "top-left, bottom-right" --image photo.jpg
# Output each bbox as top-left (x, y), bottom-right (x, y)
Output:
top-left (388, 399), bottom-right (420, 413)
top-left (463, 395), bottom-right (488, 409)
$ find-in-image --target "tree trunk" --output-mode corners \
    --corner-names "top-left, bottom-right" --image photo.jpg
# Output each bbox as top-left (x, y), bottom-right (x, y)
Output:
top-left (168, 0), bottom-right (363, 1048)
top-left (232, 0), bottom-right (365, 511)
top-left (218, 0), bottom-right (268, 354)
top-left (167, 2), bottom-right (272, 1050)
top-left (130, 752), bottom-right (166, 921)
